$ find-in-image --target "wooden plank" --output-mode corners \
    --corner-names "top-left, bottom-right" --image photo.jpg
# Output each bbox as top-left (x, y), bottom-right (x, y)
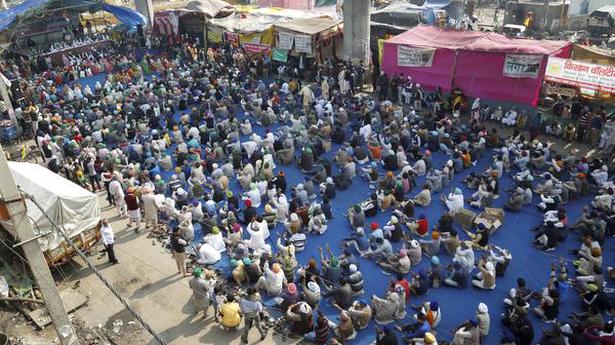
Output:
top-left (27, 288), bottom-right (88, 329)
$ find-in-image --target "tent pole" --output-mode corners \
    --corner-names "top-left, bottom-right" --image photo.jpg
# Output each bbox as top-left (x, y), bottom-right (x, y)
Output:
top-left (0, 144), bottom-right (81, 345)
top-left (449, 50), bottom-right (459, 91)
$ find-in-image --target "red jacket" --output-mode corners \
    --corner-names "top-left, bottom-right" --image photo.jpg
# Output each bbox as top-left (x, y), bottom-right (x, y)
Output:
top-left (125, 194), bottom-right (139, 211)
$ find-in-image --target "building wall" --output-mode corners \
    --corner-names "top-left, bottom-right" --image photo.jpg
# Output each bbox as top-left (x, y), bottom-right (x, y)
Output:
top-left (504, 2), bottom-right (568, 32)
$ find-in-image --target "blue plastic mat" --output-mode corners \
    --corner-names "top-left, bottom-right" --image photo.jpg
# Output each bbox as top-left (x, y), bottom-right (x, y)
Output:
top-left (72, 72), bottom-right (612, 344)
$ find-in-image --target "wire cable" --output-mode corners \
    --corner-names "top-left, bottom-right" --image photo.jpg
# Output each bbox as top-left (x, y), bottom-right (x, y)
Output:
top-left (22, 189), bottom-right (169, 345)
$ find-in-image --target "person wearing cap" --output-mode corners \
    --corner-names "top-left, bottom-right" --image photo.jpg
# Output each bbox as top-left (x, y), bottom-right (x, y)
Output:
top-left (364, 237), bottom-right (393, 263)
top-left (278, 282), bottom-right (300, 312)
top-left (592, 187), bottom-right (614, 212)
top-left (465, 223), bottom-right (490, 250)
top-left (372, 286), bottom-right (405, 324)
top-left (346, 263), bottom-right (365, 294)
top-left (380, 248), bottom-right (411, 275)
top-left (301, 274), bottom-right (321, 308)
top-left (452, 318), bottom-right (481, 345)
top-left (383, 215), bottom-right (404, 243)
top-left (240, 288), bottom-right (267, 343)
top-left (398, 312), bottom-right (430, 342)
top-left (286, 301), bottom-right (314, 337)
top-left (428, 256), bottom-right (446, 288)
top-left (419, 231), bottom-right (442, 257)
top-left (505, 186), bottom-right (525, 211)
top-left (476, 302), bottom-right (490, 339)
top-left (109, 174), bottom-right (127, 217)
top-left (423, 332), bottom-right (438, 345)
top-left (342, 227), bottom-right (372, 256)
top-left (188, 267), bottom-right (214, 318)
top-left (411, 155), bottom-right (427, 176)
top-left (376, 324), bottom-right (398, 345)
top-left (413, 185), bottom-right (432, 207)
top-left (254, 260), bottom-right (286, 296)
top-left (472, 257), bottom-right (496, 290)
top-left (196, 239), bottom-right (222, 265)
top-left (218, 294), bottom-right (241, 330)
top-left (319, 244), bottom-right (343, 284)
top-left (443, 187), bottom-right (464, 214)
top-left (445, 261), bottom-right (469, 289)
top-left (230, 258), bottom-right (247, 285)
top-left (407, 214), bottom-right (429, 237)
top-left (590, 165), bottom-right (609, 186)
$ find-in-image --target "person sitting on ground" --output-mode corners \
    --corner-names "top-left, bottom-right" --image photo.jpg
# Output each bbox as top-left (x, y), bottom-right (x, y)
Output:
top-left (254, 261), bottom-right (286, 296)
top-left (472, 257), bottom-right (496, 290)
top-left (413, 185), bottom-right (432, 207)
top-left (219, 294), bottom-right (242, 330)
top-left (379, 248), bottom-right (411, 275)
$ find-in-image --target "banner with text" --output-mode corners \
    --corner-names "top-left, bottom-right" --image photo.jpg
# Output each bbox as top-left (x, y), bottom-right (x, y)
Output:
top-left (294, 35), bottom-right (312, 54)
top-left (544, 56), bottom-right (615, 94)
top-left (242, 42), bottom-right (271, 54)
top-left (272, 48), bottom-right (288, 62)
top-left (503, 54), bottom-right (543, 78)
top-left (223, 31), bottom-right (239, 47)
top-left (277, 32), bottom-right (294, 50)
top-left (397, 46), bottom-right (435, 67)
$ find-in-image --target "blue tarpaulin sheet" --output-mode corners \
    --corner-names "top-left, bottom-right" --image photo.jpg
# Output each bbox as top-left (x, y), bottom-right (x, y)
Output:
top-left (0, 0), bottom-right (48, 30)
top-left (102, 4), bottom-right (147, 27)
top-left (0, 0), bottom-right (146, 30)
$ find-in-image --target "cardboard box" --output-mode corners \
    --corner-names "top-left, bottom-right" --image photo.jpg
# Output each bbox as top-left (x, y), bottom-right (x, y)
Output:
top-left (474, 207), bottom-right (505, 235)
top-left (454, 208), bottom-right (477, 230)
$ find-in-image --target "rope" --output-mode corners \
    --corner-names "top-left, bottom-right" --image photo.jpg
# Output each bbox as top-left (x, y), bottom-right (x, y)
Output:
top-left (0, 236), bottom-right (29, 264)
top-left (22, 190), bottom-right (169, 345)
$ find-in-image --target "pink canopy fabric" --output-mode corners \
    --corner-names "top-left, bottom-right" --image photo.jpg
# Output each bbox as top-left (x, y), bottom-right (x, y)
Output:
top-left (382, 25), bottom-right (573, 106)
top-left (387, 25), bottom-right (570, 55)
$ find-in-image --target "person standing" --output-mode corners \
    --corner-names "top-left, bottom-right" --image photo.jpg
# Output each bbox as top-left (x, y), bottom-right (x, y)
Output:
top-left (141, 188), bottom-right (158, 230)
top-left (85, 157), bottom-right (101, 191)
top-left (240, 288), bottom-right (267, 343)
top-left (100, 219), bottom-right (118, 264)
top-left (125, 187), bottom-right (141, 232)
top-left (101, 169), bottom-right (115, 206)
top-left (109, 174), bottom-right (126, 217)
top-left (188, 267), bottom-right (211, 318)
top-left (170, 228), bottom-right (188, 276)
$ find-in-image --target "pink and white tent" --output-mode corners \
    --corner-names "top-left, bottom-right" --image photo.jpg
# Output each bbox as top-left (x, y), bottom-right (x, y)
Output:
top-left (381, 25), bottom-right (573, 106)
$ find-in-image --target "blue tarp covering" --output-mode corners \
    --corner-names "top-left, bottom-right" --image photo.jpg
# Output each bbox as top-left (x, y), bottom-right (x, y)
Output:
top-left (0, 0), bottom-right (48, 30)
top-left (0, 0), bottom-right (146, 30)
top-left (102, 4), bottom-right (147, 27)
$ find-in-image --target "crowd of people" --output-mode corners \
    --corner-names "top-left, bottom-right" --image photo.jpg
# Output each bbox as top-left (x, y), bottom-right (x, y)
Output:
top-left (2, 33), bottom-right (614, 345)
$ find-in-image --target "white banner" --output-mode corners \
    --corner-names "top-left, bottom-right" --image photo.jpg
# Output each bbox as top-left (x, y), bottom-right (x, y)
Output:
top-left (397, 46), bottom-right (435, 67)
top-left (503, 54), bottom-right (543, 78)
top-left (294, 34), bottom-right (312, 54)
top-left (544, 57), bottom-right (615, 94)
top-left (277, 32), bottom-right (294, 50)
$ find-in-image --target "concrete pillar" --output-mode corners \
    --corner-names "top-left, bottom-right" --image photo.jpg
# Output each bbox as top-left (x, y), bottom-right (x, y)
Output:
top-left (134, 0), bottom-right (154, 28)
top-left (342, 0), bottom-right (370, 65)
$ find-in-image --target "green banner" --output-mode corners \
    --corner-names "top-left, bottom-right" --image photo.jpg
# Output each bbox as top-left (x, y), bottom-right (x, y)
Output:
top-left (272, 48), bottom-right (288, 63)
top-left (315, 0), bottom-right (336, 6)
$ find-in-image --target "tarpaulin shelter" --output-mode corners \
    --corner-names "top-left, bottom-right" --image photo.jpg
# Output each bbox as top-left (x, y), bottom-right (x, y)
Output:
top-left (381, 25), bottom-right (572, 106)
top-left (256, 0), bottom-right (313, 10)
top-left (274, 17), bottom-right (342, 59)
top-left (0, 0), bottom-right (146, 31)
top-left (0, 162), bottom-right (101, 264)
top-left (588, 5), bottom-right (615, 39)
top-left (153, 0), bottom-right (233, 36)
top-left (184, 0), bottom-right (234, 18)
top-left (572, 44), bottom-right (615, 66)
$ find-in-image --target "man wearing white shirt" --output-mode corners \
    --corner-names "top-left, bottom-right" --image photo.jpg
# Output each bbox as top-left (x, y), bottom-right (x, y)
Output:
top-left (101, 219), bottom-right (118, 264)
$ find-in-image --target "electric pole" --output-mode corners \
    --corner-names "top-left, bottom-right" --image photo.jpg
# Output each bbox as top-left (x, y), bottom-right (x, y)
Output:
top-left (0, 144), bottom-right (80, 345)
